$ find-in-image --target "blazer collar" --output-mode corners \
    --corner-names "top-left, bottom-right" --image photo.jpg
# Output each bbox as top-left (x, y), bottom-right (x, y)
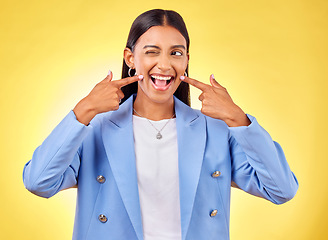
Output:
top-left (102, 94), bottom-right (206, 240)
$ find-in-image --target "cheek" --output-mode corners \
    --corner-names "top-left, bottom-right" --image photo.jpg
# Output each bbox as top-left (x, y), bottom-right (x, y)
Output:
top-left (175, 58), bottom-right (188, 72)
top-left (134, 57), bottom-right (155, 73)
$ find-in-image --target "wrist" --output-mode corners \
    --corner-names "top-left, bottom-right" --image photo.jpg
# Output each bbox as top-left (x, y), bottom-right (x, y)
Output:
top-left (73, 97), bottom-right (97, 125)
top-left (224, 106), bottom-right (251, 127)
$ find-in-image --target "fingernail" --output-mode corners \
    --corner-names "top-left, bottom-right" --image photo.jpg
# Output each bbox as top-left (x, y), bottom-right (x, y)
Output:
top-left (180, 76), bottom-right (185, 80)
top-left (108, 69), bottom-right (112, 76)
top-left (211, 74), bottom-right (215, 79)
top-left (138, 75), bottom-right (144, 80)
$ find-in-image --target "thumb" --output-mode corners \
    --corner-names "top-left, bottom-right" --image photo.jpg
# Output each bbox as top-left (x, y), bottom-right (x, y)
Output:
top-left (104, 69), bottom-right (113, 82)
top-left (210, 74), bottom-right (222, 88)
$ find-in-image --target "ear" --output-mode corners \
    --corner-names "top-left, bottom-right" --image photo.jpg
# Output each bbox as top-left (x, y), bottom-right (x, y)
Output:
top-left (124, 48), bottom-right (135, 68)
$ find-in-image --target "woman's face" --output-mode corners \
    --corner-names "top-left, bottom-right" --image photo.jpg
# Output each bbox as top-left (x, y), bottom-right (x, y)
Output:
top-left (125, 25), bottom-right (189, 105)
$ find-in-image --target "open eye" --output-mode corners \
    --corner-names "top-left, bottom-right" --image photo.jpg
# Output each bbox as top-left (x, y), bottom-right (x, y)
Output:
top-left (171, 51), bottom-right (183, 56)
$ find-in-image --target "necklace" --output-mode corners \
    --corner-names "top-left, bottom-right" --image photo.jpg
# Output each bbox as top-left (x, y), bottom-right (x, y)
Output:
top-left (133, 108), bottom-right (175, 140)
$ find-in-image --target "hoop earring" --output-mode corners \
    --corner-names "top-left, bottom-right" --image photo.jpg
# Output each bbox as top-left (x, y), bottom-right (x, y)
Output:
top-left (184, 71), bottom-right (188, 77)
top-left (128, 68), bottom-right (137, 77)
top-left (128, 68), bottom-right (133, 77)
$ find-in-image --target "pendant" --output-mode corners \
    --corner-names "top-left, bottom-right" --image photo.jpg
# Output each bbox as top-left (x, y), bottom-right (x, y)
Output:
top-left (156, 132), bottom-right (162, 139)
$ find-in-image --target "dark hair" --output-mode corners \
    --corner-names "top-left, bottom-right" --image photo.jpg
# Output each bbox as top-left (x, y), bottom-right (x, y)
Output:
top-left (120, 9), bottom-right (190, 106)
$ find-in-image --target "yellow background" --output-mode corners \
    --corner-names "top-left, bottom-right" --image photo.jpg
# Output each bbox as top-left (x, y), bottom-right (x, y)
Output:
top-left (1, 0), bottom-right (327, 239)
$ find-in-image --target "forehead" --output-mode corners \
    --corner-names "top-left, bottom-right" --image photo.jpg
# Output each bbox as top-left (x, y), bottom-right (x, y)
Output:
top-left (135, 25), bottom-right (187, 49)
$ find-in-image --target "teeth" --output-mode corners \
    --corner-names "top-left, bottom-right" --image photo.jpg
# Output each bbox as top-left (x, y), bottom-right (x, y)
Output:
top-left (151, 75), bottom-right (172, 81)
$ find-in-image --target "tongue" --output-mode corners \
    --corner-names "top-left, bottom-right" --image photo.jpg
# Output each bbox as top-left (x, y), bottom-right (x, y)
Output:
top-left (154, 79), bottom-right (167, 87)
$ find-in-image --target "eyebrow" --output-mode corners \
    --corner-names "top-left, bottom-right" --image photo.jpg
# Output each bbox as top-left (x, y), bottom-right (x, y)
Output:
top-left (143, 45), bottom-right (186, 50)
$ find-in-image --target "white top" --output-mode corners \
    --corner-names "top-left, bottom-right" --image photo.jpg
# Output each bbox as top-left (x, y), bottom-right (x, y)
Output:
top-left (132, 115), bottom-right (181, 240)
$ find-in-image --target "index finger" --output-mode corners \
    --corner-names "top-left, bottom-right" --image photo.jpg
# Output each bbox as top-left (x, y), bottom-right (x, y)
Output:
top-left (114, 75), bottom-right (143, 88)
top-left (181, 76), bottom-right (209, 91)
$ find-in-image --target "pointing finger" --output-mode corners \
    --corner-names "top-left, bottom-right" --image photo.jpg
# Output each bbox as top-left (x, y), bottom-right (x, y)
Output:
top-left (180, 76), bottom-right (209, 91)
top-left (115, 75), bottom-right (144, 88)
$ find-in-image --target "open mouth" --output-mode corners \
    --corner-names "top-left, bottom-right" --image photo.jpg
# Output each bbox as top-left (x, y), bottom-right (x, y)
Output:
top-left (150, 74), bottom-right (174, 91)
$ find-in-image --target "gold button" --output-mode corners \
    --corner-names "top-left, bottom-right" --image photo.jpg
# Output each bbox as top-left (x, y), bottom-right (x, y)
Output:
top-left (98, 214), bottom-right (108, 223)
top-left (211, 171), bottom-right (221, 178)
top-left (97, 175), bottom-right (106, 183)
top-left (210, 209), bottom-right (218, 217)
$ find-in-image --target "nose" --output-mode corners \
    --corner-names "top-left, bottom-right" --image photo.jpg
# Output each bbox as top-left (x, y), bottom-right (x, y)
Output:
top-left (157, 54), bottom-right (172, 72)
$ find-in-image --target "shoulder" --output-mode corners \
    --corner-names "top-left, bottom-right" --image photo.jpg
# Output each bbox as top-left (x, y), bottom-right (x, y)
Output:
top-left (185, 105), bottom-right (229, 129)
top-left (89, 111), bottom-right (113, 127)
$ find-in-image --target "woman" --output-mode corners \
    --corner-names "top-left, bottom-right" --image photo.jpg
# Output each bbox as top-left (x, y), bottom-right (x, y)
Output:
top-left (23, 9), bottom-right (298, 240)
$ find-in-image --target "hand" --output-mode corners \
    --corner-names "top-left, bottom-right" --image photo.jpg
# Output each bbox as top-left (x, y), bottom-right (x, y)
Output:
top-left (73, 70), bottom-right (143, 125)
top-left (180, 74), bottom-right (250, 127)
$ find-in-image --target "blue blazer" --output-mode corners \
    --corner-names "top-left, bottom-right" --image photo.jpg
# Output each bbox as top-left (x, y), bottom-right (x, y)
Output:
top-left (23, 95), bottom-right (298, 240)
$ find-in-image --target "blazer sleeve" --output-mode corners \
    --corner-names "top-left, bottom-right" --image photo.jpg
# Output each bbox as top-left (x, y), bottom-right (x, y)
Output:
top-left (23, 111), bottom-right (92, 198)
top-left (229, 114), bottom-right (298, 205)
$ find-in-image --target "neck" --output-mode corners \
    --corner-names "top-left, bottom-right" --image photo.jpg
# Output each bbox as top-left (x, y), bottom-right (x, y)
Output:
top-left (133, 94), bottom-right (175, 121)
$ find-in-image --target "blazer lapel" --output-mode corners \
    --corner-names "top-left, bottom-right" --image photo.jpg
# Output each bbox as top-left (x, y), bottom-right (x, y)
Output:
top-left (174, 97), bottom-right (207, 240)
top-left (101, 96), bottom-right (143, 240)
